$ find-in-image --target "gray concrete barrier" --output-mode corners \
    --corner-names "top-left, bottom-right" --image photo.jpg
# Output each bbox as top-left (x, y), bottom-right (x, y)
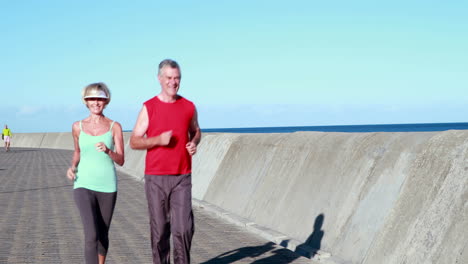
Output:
top-left (10, 130), bottom-right (468, 264)
top-left (10, 133), bottom-right (46, 148)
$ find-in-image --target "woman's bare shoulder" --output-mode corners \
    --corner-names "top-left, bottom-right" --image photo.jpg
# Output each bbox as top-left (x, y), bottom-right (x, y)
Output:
top-left (71, 121), bottom-right (81, 130)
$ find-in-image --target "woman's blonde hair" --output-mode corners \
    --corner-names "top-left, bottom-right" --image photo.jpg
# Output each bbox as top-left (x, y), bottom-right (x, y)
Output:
top-left (81, 82), bottom-right (111, 106)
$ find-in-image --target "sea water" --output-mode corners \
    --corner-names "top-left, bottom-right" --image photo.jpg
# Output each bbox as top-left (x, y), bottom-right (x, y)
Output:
top-left (201, 122), bottom-right (468, 133)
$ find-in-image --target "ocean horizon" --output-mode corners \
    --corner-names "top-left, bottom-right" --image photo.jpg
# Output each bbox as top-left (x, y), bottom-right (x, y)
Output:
top-left (199, 122), bottom-right (468, 133)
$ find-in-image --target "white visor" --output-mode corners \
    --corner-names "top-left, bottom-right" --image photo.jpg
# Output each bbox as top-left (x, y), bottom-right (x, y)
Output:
top-left (84, 90), bottom-right (108, 99)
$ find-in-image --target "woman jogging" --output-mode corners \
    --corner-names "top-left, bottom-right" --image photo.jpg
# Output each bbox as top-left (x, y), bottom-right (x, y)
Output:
top-left (66, 82), bottom-right (124, 264)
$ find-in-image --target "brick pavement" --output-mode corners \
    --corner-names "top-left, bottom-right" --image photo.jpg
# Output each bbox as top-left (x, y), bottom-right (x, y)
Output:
top-left (0, 148), bottom-right (312, 264)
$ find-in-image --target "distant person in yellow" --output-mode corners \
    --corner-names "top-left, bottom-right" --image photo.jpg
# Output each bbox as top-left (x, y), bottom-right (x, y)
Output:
top-left (2, 125), bottom-right (12, 152)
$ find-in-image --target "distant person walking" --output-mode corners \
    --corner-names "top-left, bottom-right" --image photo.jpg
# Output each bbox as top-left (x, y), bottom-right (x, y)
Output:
top-left (2, 125), bottom-right (12, 152)
top-left (130, 59), bottom-right (201, 264)
top-left (66, 83), bottom-right (124, 264)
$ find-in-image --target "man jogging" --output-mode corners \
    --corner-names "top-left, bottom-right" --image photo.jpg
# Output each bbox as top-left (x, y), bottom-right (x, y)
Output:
top-left (130, 59), bottom-right (201, 264)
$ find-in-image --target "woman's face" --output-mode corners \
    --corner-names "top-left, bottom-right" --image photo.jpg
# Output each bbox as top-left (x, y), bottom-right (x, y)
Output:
top-left (85, 97), bottom-right (107, 114)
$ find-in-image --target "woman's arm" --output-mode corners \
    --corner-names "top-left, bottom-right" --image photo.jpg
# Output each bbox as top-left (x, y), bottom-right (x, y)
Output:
top-left (107, 122), bottom-right (125, 166)
top-left (67, 122), bottom-right (81, 180)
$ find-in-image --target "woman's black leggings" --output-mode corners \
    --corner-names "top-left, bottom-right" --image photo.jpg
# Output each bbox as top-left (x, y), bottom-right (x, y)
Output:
top-left (74, 188), bottom-right (117, 264)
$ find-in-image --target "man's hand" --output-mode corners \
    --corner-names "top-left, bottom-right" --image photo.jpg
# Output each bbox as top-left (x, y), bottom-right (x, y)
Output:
top-left (159, 131), bottom-right (173, 146)
top-left (186, 141), bottom-right (197, 155)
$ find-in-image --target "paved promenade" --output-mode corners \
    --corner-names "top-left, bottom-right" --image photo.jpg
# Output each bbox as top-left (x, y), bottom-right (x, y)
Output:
top-left (0, 148), bottom-right (312, 264)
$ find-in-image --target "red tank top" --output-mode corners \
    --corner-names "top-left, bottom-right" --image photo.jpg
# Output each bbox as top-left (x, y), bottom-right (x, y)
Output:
top-left (144, 96), bottom-right (195, 175)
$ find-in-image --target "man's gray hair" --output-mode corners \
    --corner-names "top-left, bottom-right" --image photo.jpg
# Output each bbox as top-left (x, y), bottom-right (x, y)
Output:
top-left (158, 59), bottom-right (181, 77)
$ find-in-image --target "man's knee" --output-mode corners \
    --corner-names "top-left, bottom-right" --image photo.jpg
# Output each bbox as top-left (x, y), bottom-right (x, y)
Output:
top-left (171, 215), bottom-right (194, 237)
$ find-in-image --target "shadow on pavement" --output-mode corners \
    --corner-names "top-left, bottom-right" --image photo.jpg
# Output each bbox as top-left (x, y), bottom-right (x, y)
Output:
top-left (0, 184), bottom-right (73, 194)
top-left (201, 214), bottom-right (325, 263)
top-left (0, 148), bottom-right (39, 153)
top-left (200, 242), bottom-right (276, 264)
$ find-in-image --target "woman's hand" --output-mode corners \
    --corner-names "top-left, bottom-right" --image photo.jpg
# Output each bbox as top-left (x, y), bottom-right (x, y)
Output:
top-left (67, 167), bottom-right (76, 181)
top-left (95, 142), bottom-right (109, 153)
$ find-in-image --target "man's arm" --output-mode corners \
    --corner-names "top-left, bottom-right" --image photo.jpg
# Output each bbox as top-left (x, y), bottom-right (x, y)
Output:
top-left (186, 107), bottom-right (201, 155)
top-left (130, 105), bottom-right (172, 150)
top-left (189, 108), bottom-right (201, 144)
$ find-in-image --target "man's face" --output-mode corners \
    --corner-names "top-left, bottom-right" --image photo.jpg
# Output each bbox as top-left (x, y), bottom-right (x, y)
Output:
top-left (158, 66), bottom-right (181, 97)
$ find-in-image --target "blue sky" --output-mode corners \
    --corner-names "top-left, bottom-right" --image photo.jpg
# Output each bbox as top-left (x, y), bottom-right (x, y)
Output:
top-left (1, 1), bottom-right (467, 132)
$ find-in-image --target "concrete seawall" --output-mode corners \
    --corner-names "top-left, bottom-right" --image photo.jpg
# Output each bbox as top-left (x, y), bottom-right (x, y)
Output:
top-left (11, 131), bottom-right (468, 264)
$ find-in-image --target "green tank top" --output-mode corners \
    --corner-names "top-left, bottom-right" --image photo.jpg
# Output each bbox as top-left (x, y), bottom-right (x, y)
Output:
top-left (74, 120), bottom-right (117, 192)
